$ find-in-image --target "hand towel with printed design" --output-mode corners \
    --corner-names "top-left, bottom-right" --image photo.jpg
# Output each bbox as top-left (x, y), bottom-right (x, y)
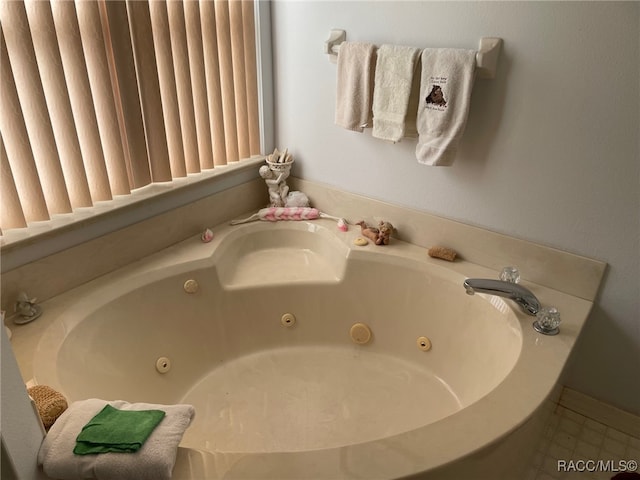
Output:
top-left (415, 48), bottom-right (476, 166)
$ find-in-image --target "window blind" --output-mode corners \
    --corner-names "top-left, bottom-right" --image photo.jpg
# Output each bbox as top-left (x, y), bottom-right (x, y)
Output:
top-left (0, 0), bottom-right (261, 233)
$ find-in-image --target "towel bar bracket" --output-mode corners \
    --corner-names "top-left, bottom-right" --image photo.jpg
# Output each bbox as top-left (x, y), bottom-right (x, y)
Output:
top-left (324, 29), bottom-right (346, 64)
top-left (325, 29), bottom-right (502, 79)
top-left (475, 37), bottom-right (502, 79)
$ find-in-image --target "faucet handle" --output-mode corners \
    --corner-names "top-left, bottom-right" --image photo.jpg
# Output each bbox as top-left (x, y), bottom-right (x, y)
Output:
top-left (533, 307), bottom-right (561, 335)
top-left (499, 266), bottom-right (520, 284)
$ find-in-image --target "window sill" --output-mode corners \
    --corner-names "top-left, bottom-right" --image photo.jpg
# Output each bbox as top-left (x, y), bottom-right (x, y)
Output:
top-left (1, 157), bottom-right (265, 272)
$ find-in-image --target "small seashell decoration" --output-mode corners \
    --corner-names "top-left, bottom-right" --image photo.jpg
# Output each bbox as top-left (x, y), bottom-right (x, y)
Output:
top-left (201, 228), bottom-right (214, 243)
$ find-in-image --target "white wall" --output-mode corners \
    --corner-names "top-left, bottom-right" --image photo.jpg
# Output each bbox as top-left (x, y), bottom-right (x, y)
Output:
top-left (271, 1), bottom-right (639, 415)
top-left (1, 327), bottom-right (48, 480)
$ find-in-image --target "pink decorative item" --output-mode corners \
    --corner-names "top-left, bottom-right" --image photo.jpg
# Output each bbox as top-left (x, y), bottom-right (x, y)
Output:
top-left (337, 218), bottom-right (348, 232)
top-left (260, 207), bottom-right (320, 221)
top-left (201, 228), bottom-right (214, 243)
top-left (231, 207), bottom-right (348, 228)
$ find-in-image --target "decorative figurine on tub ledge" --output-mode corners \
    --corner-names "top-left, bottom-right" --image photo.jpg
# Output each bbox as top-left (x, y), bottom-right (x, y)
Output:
top-left (357, 220), bottom-right (395, 245)
top-left (260, 165), bottom-right (291, 207)
top-left (260, 148), bottom-right (299, 207)
top-left (240, 149), bottom-right (349, 230)
top-left (261, 148), bottom-right (312, 208)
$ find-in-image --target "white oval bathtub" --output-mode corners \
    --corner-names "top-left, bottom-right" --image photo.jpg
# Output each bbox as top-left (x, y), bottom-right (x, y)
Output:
top-left (31, 220), bottom-right (592, 479)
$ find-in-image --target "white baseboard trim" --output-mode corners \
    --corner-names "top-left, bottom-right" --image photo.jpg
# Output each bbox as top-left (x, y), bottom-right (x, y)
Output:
top-left (559, 387), bottom-right (640, 438)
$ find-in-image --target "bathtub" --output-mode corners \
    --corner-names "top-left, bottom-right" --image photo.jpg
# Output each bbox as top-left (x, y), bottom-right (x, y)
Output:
top-left (29, 219), bottom-right (594, 479)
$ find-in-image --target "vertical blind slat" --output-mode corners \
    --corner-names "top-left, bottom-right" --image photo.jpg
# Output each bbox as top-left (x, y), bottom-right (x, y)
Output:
top-left (0, 28), bottom-right (49, 222)
top-left (229, 0), bottom-right (249, 160)
top-left (184, 1), bottom-right (214, 170)
top-left (167, 2), bottom-right (200, 173)
top-left (215, 0), bottom-right (239, 163)
top-left (126, 0), bottom-right (171, 183)
top-left (101, 0), bottom-right (151, 188)
top-left (1, 0), bottom-right (72, 215)
top-left (242, 0), bottom-right (261, 156)
top-left (25, 0), bottom-right (93, 209)
top-left (75, 0), bottom-right (130, 196)
top-left (201, 1), bottom-right (226, 166)
top-left (149, 0), bottom-right (186, 179)
top-left (51, 1), bottom-right (112, 203)
top-left (167, 0), bottom-right (200, 174)
top-left (0, 134), bottom-right (28, 229)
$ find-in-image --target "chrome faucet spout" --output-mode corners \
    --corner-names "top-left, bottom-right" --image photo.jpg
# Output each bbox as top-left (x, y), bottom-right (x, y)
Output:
top-left (463, 278), bottom-right (540, 316)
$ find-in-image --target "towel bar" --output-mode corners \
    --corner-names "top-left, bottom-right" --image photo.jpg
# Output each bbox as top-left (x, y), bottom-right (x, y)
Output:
top-left (324, 29), bottom-right (502, 79)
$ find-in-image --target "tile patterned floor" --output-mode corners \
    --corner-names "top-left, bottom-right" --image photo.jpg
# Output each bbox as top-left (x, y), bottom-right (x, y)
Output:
top-left (528, 406), bottom-right (640, 480)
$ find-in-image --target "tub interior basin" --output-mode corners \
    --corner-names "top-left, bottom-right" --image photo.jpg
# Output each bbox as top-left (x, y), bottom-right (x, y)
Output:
top-left (35, 247), bottom-right (522, 455)
top-left (178, 345), bottom-right (461, 453)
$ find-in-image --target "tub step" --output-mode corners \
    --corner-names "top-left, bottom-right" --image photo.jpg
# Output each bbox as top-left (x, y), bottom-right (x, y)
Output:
top-left (222, 247), bottom-right (342, 288)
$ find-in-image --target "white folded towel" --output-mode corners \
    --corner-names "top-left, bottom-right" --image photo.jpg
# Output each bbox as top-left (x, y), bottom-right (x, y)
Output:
top-left (415, 48), bottom-right (476, 166)
top-left (372, 44), bottom-right (420, 142)
top-left (37, 398), bottom-right (195, 480)
top-left (335, 41), bottom-right (377, 132)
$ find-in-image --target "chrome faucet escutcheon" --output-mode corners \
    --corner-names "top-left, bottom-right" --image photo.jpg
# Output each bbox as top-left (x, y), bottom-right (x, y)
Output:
top-left (463, 278), bottom-right (541, 316)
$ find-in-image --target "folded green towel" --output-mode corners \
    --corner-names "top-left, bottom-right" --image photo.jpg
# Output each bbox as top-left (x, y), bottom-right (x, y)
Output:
top-left (74, 404), bottom-right (166, 455)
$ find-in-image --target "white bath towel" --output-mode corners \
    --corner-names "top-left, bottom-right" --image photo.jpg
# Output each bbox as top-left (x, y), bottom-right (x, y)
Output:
top-left (37, 398), bottom-right (195, 480)
top-left (415, 48), bottom-right (476, 166)
top-left (335, 41), bottom-right (377, 132)
top-left (372, 44), bottom-right (420, 142)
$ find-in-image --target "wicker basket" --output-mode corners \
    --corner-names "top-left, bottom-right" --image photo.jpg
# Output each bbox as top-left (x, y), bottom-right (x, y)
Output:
top-left (28, 385), bottom-right (68, 430)
top-left (266, 158), bottom-right (294, 172)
